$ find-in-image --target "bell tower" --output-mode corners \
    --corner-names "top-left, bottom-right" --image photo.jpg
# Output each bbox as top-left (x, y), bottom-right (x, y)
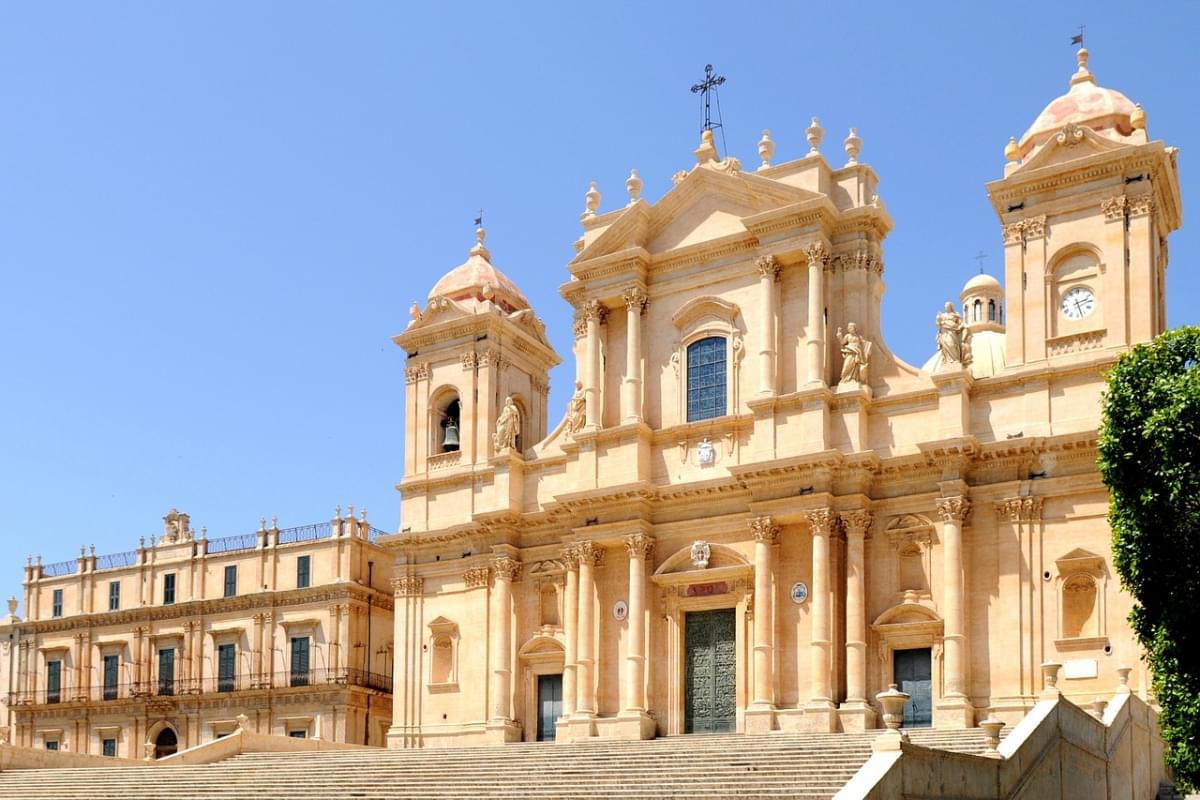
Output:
top-left (394, 227), bottom-right (559, 530)
top-left (986, 48), bottom-right (1182, 366)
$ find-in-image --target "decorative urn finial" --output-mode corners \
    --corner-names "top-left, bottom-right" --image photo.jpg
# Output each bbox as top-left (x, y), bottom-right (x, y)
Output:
top-left (583, 181), bottom-right (601, 218)
top-left (625, 169), bottom-right (643, 205)
top-left (843, 127), bottom-right (862, 166)
top-left (806, 117), bottom-right (824, 156)
top-left (1130, 103), bottom-right (1146, 131)
top-left (1004, 136), bottom-right (1019, 163)
top-left (757, 129), bottom-right (775, 169)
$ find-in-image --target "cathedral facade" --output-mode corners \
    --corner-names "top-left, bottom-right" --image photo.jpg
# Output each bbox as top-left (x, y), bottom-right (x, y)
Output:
top-left (382, 49), bottom-right (1182, 747)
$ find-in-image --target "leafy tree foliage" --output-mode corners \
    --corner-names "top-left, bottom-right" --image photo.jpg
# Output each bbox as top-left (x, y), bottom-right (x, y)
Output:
top-left (1099, 326), bottom-right (1200, 790)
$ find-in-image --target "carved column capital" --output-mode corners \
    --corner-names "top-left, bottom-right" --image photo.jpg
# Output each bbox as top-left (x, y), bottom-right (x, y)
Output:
top-left (572, 316), bottom-right (588, 339)
top-left (755, 254), bottom-right (781, 281)
top-left (1101, 195), bottom-right (1128, 222)
top-left (460, 352), bottom-right (480, 371)
top-left (492, 557), bottom-right (521, 583)
top-left (1002, 221), bottom-right (1025, 245)
top-left (463, 567), bottom-right (491, 589)
top-left (622, 287), bottom-right (648, 314)
top-left (391, 576), bottom-right (424, 597)
top-left (748, 515), bottom-right (779, 543)
top-left (623, 534), bottom-right (655, 559)
top-left (581, 299), bottom-right (608, 323)
top-left (1022, 215), bottom-right (1047, 240)
top-left (994, 496), bottom-right (1043, 523)
top-left (575, 540), bottom-right (603, 566)
top-left (805, 241), bottom-right (830, 269)
top-left (404, 362), bottom-right (431, 385)
top-left (839, 510), bottom-right (874, 538)
top-left (935, 496), bottom-right (972, 524)
top-left (804, 508), bottom-right (837, 537)
top-left (1128, 195), bottom-right (1155, 217)
top-left (560, 545), bottom-right (580, 570)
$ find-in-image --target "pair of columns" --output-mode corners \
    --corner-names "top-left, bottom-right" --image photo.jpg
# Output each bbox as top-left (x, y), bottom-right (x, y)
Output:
top-left (753, 243), bottom-right (830, 398)
top-left (580, 289), bottom-right (648, 430)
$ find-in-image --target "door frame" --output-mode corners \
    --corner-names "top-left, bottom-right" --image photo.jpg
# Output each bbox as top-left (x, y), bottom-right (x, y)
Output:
top-left (518, 635), bottom-right (565, 742)
top-left (871, 602), bottom-right (945, 726)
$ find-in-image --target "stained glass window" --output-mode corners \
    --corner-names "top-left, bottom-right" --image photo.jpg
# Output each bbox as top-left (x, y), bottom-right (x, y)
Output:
top-left (687, 337), bottom-right (727, 422)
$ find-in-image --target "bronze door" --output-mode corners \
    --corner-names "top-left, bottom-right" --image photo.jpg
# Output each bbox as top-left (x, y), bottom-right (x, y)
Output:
top-left (684, 608), bottom-right (737, 733)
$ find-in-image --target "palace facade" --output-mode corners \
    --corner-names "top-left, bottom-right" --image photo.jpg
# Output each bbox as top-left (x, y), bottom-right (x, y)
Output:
top-left (382, 48), bottom-right (1182, 747)
top-left (0, 508), bottom-right (395, 757)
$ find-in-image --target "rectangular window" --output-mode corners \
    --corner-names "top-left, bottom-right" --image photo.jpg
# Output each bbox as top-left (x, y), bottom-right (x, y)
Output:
top-left (51, 589), bottom-right (63, 618)
top-left (46, 660), bottom-right (62, 704)
top-left (108, 581), bottom-right (120, 612)
top-left (223, 565), bottom-right (237, 598)
top-left (44, 740), bottom-right (58, 751)
top-left (290, 637), bottom-right (310, 687)
top-left (157, 648), bottom-right (175, 696)
top-left (217, 643), bottom-right (236, 692)
top-left (686, 337), bottom-right (728, 422)
top-left (102, 738), bottom-right (117, 757)
top-left (103, 654), bottom-right (119, 701)
top-left (296, 556), bottom-right (311, 589)
top-left (162, 573), bottom-right (176, 605)
top-left (288, 729), bottom-right (307, 739)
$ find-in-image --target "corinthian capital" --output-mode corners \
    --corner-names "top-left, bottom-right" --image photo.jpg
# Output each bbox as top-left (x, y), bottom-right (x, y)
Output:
top-left (575, 540), bottom-right (603, 565)
top-left (622, 287), bottom-right (648, 314)
top-left (839, 510), bottom-right (873, 538)
top-left (804, 508), bottom-right (837, 537)
top-left (492, 557), bottom-right (521, 583)
top-left (624, 534), bottom-right (655, 559)
top-left (935, 496), bottom-right (972, 524)
top-left (755, 254), bottom-right (781, 281)
top-left (582, 299), bottom-right (607, 323)
top-left (995, 496), bottom-right (1043, 523)
top-left (560, 545), bottom-right (579, 569)
top-left (805, 241), bottom-right (830, 269)
top-left (748, 515), bottom-right (779, 543)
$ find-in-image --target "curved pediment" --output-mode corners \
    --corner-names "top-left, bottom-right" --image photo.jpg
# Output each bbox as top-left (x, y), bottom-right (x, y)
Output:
top-left (872, 601), bottom-right (942, 628)
top-left (671, 296), bottom-right (740, 332)
top-left (518, 634), bottom-right (564, 658)
top-left (653, 541), bottom-right (750, 577)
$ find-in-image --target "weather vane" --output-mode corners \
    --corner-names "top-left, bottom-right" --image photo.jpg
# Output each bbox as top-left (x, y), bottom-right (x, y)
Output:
top-left (690, 64), bottom-right (728, 157)
top-left (474, 209), bottom-right (483, 228)
top-left (1071, 25), bottom-right (1085, 46)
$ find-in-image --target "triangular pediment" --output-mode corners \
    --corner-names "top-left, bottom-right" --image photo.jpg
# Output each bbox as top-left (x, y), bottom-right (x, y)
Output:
top-left (572, 165), bottom-right (821, 263)
top-left (1012, 124), bottom-right (1130, 176)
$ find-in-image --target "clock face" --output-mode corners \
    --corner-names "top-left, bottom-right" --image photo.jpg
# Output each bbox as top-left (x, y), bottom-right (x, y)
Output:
top-left (1060, 287), bottom-right (1096, 320)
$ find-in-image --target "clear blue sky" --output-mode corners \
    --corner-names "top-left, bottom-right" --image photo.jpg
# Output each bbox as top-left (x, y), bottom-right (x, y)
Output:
top-left (1, 2), bottom-right (1196, 598)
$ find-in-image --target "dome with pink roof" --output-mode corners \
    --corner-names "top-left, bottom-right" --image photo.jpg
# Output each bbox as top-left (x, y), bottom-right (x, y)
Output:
top-left (1018, 49), bottom-right (1140, 157)
top-left (427, 227), bottom-right (530, 313)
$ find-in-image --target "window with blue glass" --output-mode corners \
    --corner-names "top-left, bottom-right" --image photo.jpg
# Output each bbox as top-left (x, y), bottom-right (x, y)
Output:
top-left (290, 637), bottom-right (310, 687)
top-left (686, 337), bottom-right (727, 422)
top-left (102, 738), bottom-right (117, 757)
top-left (296, 555), bottom-right (311, 589)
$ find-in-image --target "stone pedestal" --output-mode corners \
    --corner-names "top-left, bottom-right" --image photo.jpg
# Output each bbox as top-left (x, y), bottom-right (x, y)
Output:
top-left (933, 698), bottom-right (975, 728)
top-left (836, 702), bottom-right (877, 733)
top-left (483, 720), bottom-right (521, 744)
top-left (799, 701), bottom-right (839, 732)
top-left (744, 706), bottom-right (777, 735)
top-left (612, 710), bottom-right (657, 740)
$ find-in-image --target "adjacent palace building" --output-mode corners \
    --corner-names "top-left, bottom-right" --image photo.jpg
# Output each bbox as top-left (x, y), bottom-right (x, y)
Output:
top-left (0, 48), bottom-right (1183, 758)
top-left (382, 48), bottom-right (1181, 747)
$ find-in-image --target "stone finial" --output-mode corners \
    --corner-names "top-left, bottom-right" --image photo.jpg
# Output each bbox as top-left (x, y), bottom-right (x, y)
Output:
top-left (469, 225), bottom-right (489, 259)
top-left (694, 128), bottom-right (718, 163)
top-left (625, 169), bottom-right (643, 205)
top-left (1004, 136), bottom-right (1019, 163)
top-left (1116, 665), bottom-right (1133, 694)
top-left (806, 117), bottom-right (824, 156)
top-left (258, 517), bottom-right (266, 533)
top-left (409, 302), bottom-right (421, 322)
top-left (583, 181), bottom-right (601, 218)
top-left (844, 128), bottom-right (862, 166)
top-left (979, 716), bottom-right (1004, 758)
top-left (757, 129), bottom-right (775, 169)
top-left (271, 515), bottom-right (279, 530)
top-left (334, 505), bottom-right (341, 521)
top-left (200, 526), bottom-right (207, 541)
top-left (80, 546), bottom-right (86, 558)
top-left (872, 683), bottom-right (911, 751)
top-left (6, 597), bottom-right (17, 615)
top-left (360, 508), bottom-right (368, 522)
top-left (1130, 103), bottom-right (1146, 131)
top-left (1070, 47), bottom-right (1094, 87)
top-left (236, 713), bottom-right (250, 731)
top-left (1089, 696), bottom-right (1108, 720)
top-left (1041, 660), bottom-right (1062, 697)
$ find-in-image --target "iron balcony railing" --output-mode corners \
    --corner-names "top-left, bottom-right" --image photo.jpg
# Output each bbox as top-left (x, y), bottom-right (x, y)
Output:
top-left (6, 667), bottom-right (392, 707)
top-left (95, 550), bottom-right (138, 570)
top-left (204, 532), bottom-right (258, 555)
top-left (41, 560), bottom-right (78, 578)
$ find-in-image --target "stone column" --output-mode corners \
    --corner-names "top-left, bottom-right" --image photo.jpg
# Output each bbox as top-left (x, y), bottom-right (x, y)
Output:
top-left (561, 548), bottom-right (580, 721)
top-left (806, 243), bottom-right (829, 385)
top-left (622, 288), bottom-right (647, 424)
top-left (575, 541), bottom-right (598, 717)
top-left (489, 557), bottom-right (520, 724)
top-left (936, 496), bottom-right (973, 727)
top-left (803, 508), bottom-right (837, 731)
top-left (583, 301), bottom-right (606, 430)
top-left (622, 534), bottom-right (653, 715)
top-left (756, 255), bottom-right (780, 395)
top-left (839, 510), bottom-right (875, 731)
top-left (747, 516), bottom-right (779, 733)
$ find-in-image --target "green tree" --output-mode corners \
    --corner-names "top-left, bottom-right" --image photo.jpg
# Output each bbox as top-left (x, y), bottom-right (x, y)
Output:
top-left (1099, 326), bottom-right (1200, 791)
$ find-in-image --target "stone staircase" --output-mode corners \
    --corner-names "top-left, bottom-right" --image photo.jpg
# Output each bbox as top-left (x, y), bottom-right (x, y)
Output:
top-left (0, 728), bottom-right (997, 799)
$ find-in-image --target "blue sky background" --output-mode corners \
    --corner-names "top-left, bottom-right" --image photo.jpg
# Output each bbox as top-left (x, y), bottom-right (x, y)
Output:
top-left (1, 2), bottom-right (1196, 599)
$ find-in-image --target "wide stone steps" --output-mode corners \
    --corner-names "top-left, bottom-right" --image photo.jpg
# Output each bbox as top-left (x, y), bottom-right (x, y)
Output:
top-left (0, 729), bottom-right (996, 800)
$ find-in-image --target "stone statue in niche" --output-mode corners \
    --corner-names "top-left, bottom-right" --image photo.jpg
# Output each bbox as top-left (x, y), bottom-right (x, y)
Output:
top-left (493, 396), bottom-right (522, 451)
top-left (837, 322), bottom-right (872, 385)
top-left (933, 302), bottom-right (973, 369)
top-left (690, 540), bottom-right (711, 569)
top-left (565, 381), bottom-right (586, 435)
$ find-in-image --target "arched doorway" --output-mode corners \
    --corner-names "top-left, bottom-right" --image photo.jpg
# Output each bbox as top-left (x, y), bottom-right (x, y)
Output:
top-left (153, 727), bottom-right (178, 759)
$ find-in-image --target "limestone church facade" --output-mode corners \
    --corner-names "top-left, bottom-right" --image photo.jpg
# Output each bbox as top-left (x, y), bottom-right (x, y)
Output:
top-left (382, 49), bottom-right (1182, 747)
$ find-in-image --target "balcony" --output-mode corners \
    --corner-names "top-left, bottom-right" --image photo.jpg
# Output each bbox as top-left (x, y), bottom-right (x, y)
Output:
top-left (6, 667), bottom-right (392, 707)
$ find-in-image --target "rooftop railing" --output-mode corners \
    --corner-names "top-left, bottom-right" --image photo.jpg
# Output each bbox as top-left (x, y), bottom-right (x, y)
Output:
top-left (276, 522), bottom-right (332, 546)
top-left (95, 550), bottom-right (138, 571)
top-left (41, 560), bottom-right (78, 578)
top-left (204, 532), bottom-right (258, 555)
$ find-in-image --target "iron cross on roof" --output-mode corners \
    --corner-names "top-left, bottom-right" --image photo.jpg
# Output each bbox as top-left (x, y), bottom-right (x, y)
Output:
top-left (690, 64), bottom-right (726, 132)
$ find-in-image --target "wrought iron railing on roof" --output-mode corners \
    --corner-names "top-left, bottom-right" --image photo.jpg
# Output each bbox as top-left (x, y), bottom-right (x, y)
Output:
top-left (276, 522), bottom-right (332, 545)
top-left (204, 532), bottom-right (259, 555)
top-left (41, 560), bottom-right (78, 578)
top-left (368, 526), bottom-right (390, 543)
top-left (95, 550), bottom-right (138, 571)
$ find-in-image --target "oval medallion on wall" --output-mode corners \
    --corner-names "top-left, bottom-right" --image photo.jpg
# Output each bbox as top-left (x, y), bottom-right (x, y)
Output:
top-left (613, 600), bottom-right (628, 621)
top-left (790, 582), bottom-right (809, 604)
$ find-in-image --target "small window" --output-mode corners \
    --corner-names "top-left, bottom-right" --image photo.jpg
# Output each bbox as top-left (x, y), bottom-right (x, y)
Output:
top-left (108, 581), bottom-right (120, 612)
top-left (162, 574), bottom-right (176, 605)
top-left (103, 654), bottom-right (119, 700)
top-left (44, 740), bottom-right (58, 751)
top-left (973, 299), bottom-right (982, 322)
top-left (987, 299), bottom-right (997, 321)
top-left (217, 643), bottom-right (236, 692)
top-left (52, 589), bottom-right (63, 618)
top-left (102, 738), bottom-right (117, 757)
top-left (46, 660), bottom-right (62, 704)
top-left (223, 565), bottom-right (237, 598)
top-left (158, 648), bottom-right (175, 696)
top-left (290, 637), bottom-right (310, 687)
top-left (296, 556), bottom-right (311, 589)
top-left (686, 337), bottom-right (727, 422)
top-left (288, 729), bottom-right (307, 739)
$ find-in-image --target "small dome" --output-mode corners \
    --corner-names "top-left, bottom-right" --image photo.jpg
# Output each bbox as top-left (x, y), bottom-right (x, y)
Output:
top-left (1019, 49), bottom-right (1138, 152)
top-left (427, 227), bottom-right (530, 313)
top-left (962, 272), bottom-right (1001, 294)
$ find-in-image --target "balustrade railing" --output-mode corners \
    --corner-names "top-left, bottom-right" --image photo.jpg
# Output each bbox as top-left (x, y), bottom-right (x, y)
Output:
top-left (41, 560), bottom-right (78, 578)
top-left (276, 522), bottom-right (332, 545)
top-left (205, 532), bottom-right (258, 554)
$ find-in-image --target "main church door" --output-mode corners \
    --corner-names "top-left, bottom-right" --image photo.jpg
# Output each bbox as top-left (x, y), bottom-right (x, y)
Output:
top-left (684, 608), bottom-right (736, 733)
top-left (894, 648), bottom-right (933, 727)
top-left (536, 674), bottom-right (562, 741)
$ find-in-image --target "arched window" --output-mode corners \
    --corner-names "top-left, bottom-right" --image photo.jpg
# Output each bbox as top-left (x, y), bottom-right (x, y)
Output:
top-left (686, 337), bottom-right (727, 422)
top-left (987, 299), bottom-right (997, 321)
top-left (436, 396), bottom-right (461, 454)
top-left (973, 299), bottom-right (982, 322)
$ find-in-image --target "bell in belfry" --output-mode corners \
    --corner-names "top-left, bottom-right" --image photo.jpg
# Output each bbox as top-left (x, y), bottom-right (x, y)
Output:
top-left (441, 417), bottom-right (460, 452)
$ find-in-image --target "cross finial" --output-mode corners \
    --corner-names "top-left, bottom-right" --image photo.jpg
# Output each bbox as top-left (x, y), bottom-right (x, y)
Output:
top-left (974, 251), bottom-right (988, 273)
top-left (690, 64), bottom-right (727, 159)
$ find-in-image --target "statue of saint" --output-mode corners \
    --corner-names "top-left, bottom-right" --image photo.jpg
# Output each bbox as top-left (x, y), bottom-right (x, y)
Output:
top-left (565, 381), bottom-right (586, 434)
top-left (934, 302), bottom-right (972, 368)
top-left (493, 396), bottom-right (522, 451)
top-left (837, 322), bottom-right (872, 385)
